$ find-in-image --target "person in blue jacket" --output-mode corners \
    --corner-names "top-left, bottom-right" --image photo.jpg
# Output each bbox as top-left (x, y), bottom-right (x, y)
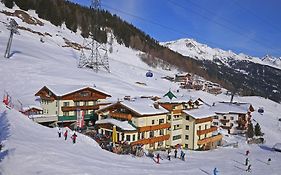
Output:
top-left (213, 167), bottom-right (218, 175)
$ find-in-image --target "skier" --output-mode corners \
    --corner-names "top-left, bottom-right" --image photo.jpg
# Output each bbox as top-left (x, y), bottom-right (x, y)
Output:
top-left (71, 132), bottom-right (77, 144)
top-left (246, 164), bottom-right (251, 172)
top-left (58, 128), bottom-right (62, 138)
top-left (156, 153), bottom-right (161, 164)
top-left (64, 130), bottom-right (68, 140)
top-left (245, 150), bottom-right (250, 156)
top-left (174, 149), bottom-right (178, 158)
top-left (180, 150), bottom-right (186, 161)
top-left (213, 167), bottom-right (218, 175)
top-left (167, 150), bottom-right (171, 161)
top-left (245, 157), bottom-right (249, 166)
top-left (267, 158), bottom-right (271, 165)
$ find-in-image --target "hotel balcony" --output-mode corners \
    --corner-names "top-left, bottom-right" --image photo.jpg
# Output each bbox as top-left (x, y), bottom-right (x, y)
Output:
top-left (61, 105), bottom-right (99, 112)
top-left (138, 123), bottom-right (171, 132)
top-left (197, 134), bottom-right (223, 145)
top-left (109, 111), bottom-right (132, 121)
top-left (131, 134), bottom-right (170, 145)
top-left (197, 126), bottom-right (217, 136)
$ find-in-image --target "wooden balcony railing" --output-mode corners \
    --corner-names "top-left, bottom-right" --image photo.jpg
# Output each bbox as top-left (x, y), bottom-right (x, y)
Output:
top-left (197, 126), bottom-right (217, 136)
top-left (109, 111), bottom-right (132, 121)
top-left (61, 105), bottom-right (99, 112)
top-left (172, 109), bottom-right (182, 114)
top-left (131, 134), bottom-right (170, 145)
top-left (195, 117), bottom-right (213, 124)
top-left (138, 123), bottom-right (171, 132)
top-left (197, 134), bottom-right (223, 145)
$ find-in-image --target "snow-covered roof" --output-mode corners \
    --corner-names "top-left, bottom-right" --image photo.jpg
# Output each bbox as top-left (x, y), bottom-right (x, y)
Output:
top-left (22, 105), bottom-right (43, 111)
top-left (158, 94), bottom-right (194, 103)
top-left (45, 84), bottom-right (111, 97)
top-left (212, 102), bottom-right (251, 114)
top-left (95, 118), bottom-right (136, 131)
top-left (97, 98), bottom-right (169, 116)
top-left (120, 98), bottom-right (168, 116)
top-left (183, 107), bottom-right (216, 119)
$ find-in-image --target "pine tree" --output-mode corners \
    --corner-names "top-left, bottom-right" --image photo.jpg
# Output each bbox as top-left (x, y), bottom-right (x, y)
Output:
top-left (247, 122), bottom-right (254, 139)
top-left (254, 123), bottom-right (262, 136)
top-left (2, 0), bottom-right (14, 9)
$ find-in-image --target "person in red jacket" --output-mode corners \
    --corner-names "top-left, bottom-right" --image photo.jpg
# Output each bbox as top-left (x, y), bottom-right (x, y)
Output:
top-left (71, 132), bottom-right (77, 144)
top-left (64, 130), bottom-right (68, 140)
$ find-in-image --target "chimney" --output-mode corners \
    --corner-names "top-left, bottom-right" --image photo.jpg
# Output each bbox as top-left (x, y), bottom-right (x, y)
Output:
top-left (153, 103), bottom-right (159, 109)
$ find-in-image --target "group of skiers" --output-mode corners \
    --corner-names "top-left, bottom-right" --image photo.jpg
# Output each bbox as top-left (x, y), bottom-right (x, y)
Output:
top-left (213, 150), bottom-right (272, 174)
top-left (155, 147), bottom-right (186, 164)
top-left (173, 148), bottom-right (186, 161)
top-left (57, 128), bottom-right (77, 144)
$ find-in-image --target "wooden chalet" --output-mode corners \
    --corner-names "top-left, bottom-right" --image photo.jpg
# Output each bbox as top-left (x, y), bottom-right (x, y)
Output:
top-left (96, 98), bottom-right (170, 150)
top-left (35, 85), bottom-right (111, 125)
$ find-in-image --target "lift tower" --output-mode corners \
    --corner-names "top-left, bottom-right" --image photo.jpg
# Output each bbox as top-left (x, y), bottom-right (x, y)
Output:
top-left (78, 0), bottom-right (110, 73)
top-left (4, 19), bottom-right (19, 58)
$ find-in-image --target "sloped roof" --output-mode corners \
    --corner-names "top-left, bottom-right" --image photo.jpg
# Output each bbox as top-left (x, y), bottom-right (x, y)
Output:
top-left (97, 98), bottom-right (168, 116)
top-left (212, 102), bottom-right (251, 114)
top-left (163, 90), bottom-right (177, 100)
top-left (159, 94), bottom-right (194, 103)
top-left (183, 107), bottom-right (216, 119)
top-left (121, 98), bottom-right (168, 116)
top-left (22, 105), bottom-right (43, 112)
top-left (95, 118), bottom-right (136, 131)
top-left (41, 85), bottom-right (111, 97)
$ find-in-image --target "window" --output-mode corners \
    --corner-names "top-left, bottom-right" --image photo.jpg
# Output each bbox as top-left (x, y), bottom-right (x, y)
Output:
top-left (80, 92), bottom-right (89, 97)
top-left (56, 101), bottom-right (58, 107)
top-left (168, 115), bottom-right (171, 120)
top-left (141, 132), bottom-right (145, 139)
top-left (158, 141), bottom-right (163, 147)
top-left (75, 101), bottom-right (80, 106)
top-left (186, 116), bottom-right (190, 120)
top-left (132, 135), bottom-right (135, 141)
top-left (63, 102), bottom-right (69, 107)
top-left (214, 116), bottom-right (219, 119)
top-left (205, 124), bottom-right (208, 129)
top-left (126, 135), bottom-right (130, 141)
top-left (223, 116), bottom-right (227, 120)
top-left (152, 120), bottom-right (155, 125)
top-left (173, 135), bottom-right (181, 140)
top-left (149, 131), bottom-right (154, 137)
top-left (213, 122), bottom-right (218, 125)
top-left (230, 117), bottom-right (234, 120)
top-left (199, 126), bottom-right (201, 130)
top-left (159, 129), bottom-right (164, 135)
top-left (185, 144), bottom-right (188, 149)
top-left (159, 119), bottom-right (164, 124)
top-left (186, 125), bottom-right (189, 130)
top-left (174, 124), bottom-right (180, 130)
top-left (63, 112), bottom-right (69, 116)
top-left (185, 135), bottom-right (189, 140)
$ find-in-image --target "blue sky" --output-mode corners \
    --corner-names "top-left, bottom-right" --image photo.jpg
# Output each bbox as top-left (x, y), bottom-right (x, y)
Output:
top-left (71, 0), bottom-right (281, 57)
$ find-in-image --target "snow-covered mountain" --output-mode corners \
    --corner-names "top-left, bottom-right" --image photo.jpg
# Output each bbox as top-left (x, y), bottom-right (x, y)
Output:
top-left (162, 38), bottom-right (281, 70)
